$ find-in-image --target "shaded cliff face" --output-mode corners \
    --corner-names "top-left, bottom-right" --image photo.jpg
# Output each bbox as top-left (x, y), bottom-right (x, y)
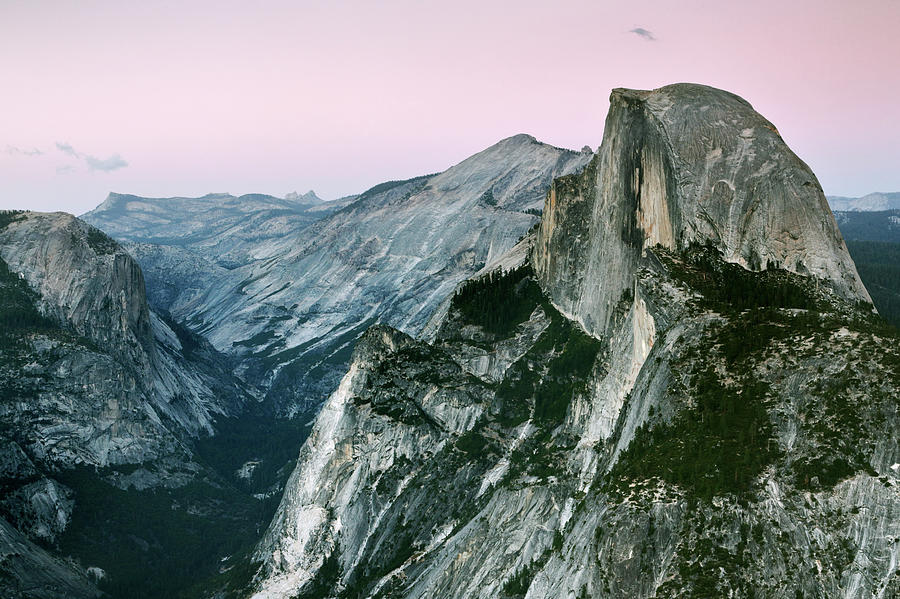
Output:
top-left (246, 85), bottom-right (899, 599)
top-left (534, 83), bottom-right (870, 338)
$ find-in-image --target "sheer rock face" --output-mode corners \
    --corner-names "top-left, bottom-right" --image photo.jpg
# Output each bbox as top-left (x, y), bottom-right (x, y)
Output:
top-left (254, 324), bottom-right (496, 596)
top-left (0, 211), bottom-right (258, 599)
top-left (0, 212), bottom-right (153, 362)
top-left (534, 83), bottom-right (870, 338)
top-left (0, 516), bottom-right (100, 599)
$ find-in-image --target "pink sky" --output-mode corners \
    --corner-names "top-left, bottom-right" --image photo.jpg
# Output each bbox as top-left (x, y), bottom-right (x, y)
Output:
top-left (1, 0), bottom-right (898, 214)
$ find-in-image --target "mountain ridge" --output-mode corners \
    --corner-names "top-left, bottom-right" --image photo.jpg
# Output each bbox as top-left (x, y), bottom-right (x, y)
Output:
top-left (84, 135), bottom-right (593, 416)
top-left (828, 192), bottom-right (900, 212)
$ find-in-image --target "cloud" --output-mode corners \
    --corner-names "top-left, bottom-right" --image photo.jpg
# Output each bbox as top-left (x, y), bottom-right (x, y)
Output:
top-left (629, 27), bottom-right (656, 41)
top-left (6, 145), bottom-right (44, 156)
top-left (56, 142), bottom-right (81, 158)
top-left (55, 141), bottom-right (128, 172)
top-left (85, 153), bottom-right (128, 172)
top-left (56, 165), bottom-right (75, 175)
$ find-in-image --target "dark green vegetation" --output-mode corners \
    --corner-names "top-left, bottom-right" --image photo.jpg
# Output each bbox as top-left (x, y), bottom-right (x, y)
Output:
top-left (296, 551), bottom-right (342, 598)
top-left (451, 264), bottom-right (544, 337)
top-left (612, 245), bottom-right (896, 502)
top-left (55, 467), bottom-right (275, 599)
top-left (451, 263), bottom-right (603, 478)
top-left (85, 226), bottom-right (118, 255)
top-left (501, 560), bottom-right (539, 597)
top-left (54, 405), bottom-right (312, 599)
top-left (612, 364), bottom-right (778, 501)
top-left (662, 243), bottom-right (818, 312)
top-left (0, 256), bottom-right (55, 333)
top-left (479, 188), bottom-right (497, 207)
top-left (834, 209), bottom-right (900, 243)
top-left (495, 309), bottom-right (602, 434)
top-left (0, 209), bottom-right (26, 230)
top-left (355, 174), bottom-right (434, 204)
top-left (0, 215), bottom-right (41, 333)
top-left (845, 240), bottom-right (900, 328)
top-left (52, 405), bottom-right (311, 599)
top-left (193, 405), bottom-right (312, 496)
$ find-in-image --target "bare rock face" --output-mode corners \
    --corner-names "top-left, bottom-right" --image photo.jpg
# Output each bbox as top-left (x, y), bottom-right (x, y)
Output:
top-left (0, 212), bottom-right (152, 362)
top-left (534, 83), bottom-right (870, 338)
top-left (0, 210), bottom-right (261, 598)
top-left (0, 478), bottom-right (74, 544)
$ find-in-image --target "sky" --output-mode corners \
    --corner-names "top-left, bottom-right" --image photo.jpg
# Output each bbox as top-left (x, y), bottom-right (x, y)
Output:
top-left (1, 0), bottom-right (898, 215)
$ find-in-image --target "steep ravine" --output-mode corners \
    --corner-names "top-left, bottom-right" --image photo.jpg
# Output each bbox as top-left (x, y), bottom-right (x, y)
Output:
top-left (245, 84), bottom-right (899, 599)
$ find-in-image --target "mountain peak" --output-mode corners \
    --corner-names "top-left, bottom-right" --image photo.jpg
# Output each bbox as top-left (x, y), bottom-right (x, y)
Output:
top-left (534, 83), bottom-right (870, 337)
top-left (284, 190), bottom-right (323, 204)
top-left (611, 82), bottom-right (755, 111)
top-left (500, 133), bottom-right (538, 145)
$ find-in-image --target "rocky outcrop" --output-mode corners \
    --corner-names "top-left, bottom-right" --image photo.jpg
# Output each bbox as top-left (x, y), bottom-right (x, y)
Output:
top-left (1, 212), bottom-right (152, 363)
top-left (0, 478), bottom-right (74, 544)
top-left (0, 211), bottom-right (261, 597)
top-left (249, 85), bottom-right (899, 599)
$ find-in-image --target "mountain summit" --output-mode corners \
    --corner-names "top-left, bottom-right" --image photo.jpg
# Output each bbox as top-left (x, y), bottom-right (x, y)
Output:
top-left (535, 83), bottom-right (869, 338)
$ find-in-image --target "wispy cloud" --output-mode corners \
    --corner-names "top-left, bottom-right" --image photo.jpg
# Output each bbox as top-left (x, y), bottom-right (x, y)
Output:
top-left (55, 141), bottom-right (128, 172)
top-left (6, 145), bottom-right (44, 156)
top-left (56, 141), bottom-right (81, 158)
top-left (629, 27), bottom-right (657, 41)
top-left (56, 165), bottom-right (75, 175)
top-left (85, 153), bottom-right (128, 172)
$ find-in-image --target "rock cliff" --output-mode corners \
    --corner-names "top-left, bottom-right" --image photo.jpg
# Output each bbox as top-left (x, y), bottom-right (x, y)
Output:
top-left (0, 211), bottom-right (248, 465)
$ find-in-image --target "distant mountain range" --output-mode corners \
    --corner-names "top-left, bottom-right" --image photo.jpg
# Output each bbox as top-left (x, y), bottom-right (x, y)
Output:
top-left (827, 191), bottom-right (900, 211)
